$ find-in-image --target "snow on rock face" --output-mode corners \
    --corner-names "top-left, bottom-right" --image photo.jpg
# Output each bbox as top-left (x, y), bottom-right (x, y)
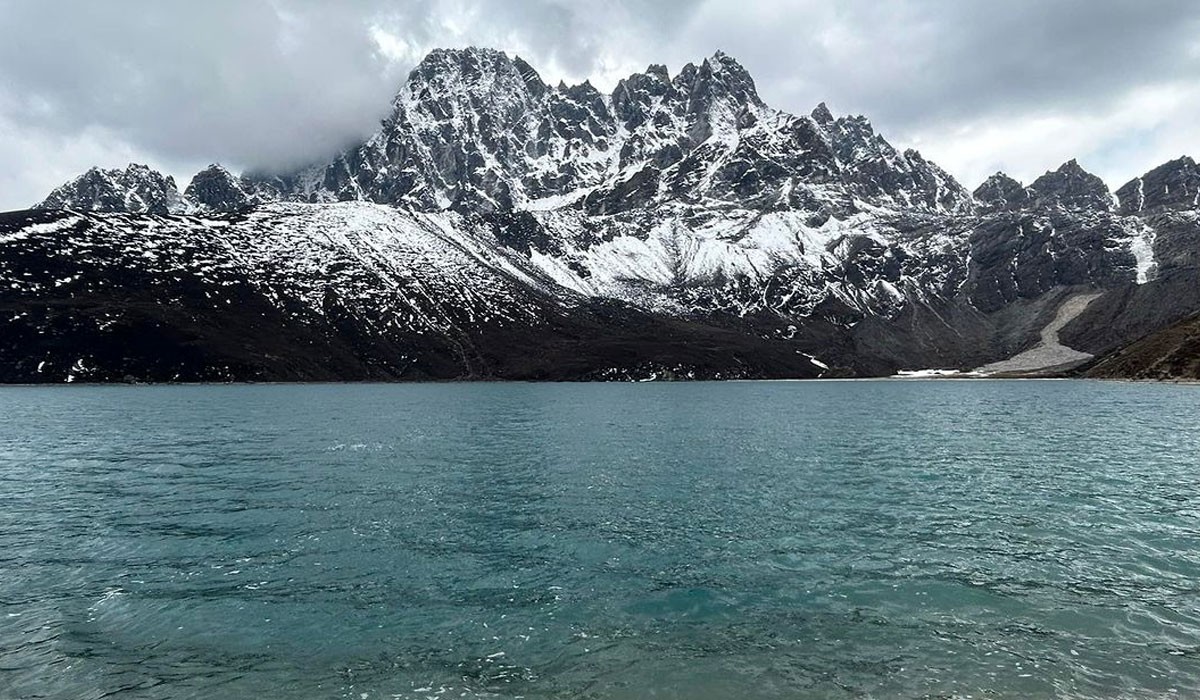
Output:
top-left (1116, 156), bottom-right (1200, 215)
top-left (522, 206), bottom-right (962, 319)
top-left (284, 48), bottom-right (621, 212)
top-left (3, 202), bottom-right (561, 340)
top-left (0, 204), bottom-right (840, 381)
top-left (23, 48), bottom-right (1200, 358)
top-left (1128, 221), bottom-right (1158, 284)
top-left (264, 48), bottom-right (975, 219)
top-left (226, 202), bottom-right (562, 331)
top-left (35, 164), bottom-right (190, 215)
top-left (184, 164), bottom-right (263, 213)
top-left (1027, 159), bottom-right (1114, 211)
top-left (973, 172), bottom-right (1030, 212)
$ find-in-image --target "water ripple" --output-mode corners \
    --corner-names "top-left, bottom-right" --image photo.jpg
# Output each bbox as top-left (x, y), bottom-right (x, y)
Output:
top-left (1, 381), bottom-right (1199, 698)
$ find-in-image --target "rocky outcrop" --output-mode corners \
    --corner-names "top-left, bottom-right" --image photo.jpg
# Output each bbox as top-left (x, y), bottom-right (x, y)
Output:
top-left (41, 162), bottom-right (292, 215)
top-left (183, 164), bottom-right (258, 212)
top-left (35, 164), bottom-right (189, 214)
top-left (1116, 156), bottom-right (1200, 215)
top-left (973, 172), bottom-right (1030, 212)
top-left (1027, 159), bottom-right (1114, 211)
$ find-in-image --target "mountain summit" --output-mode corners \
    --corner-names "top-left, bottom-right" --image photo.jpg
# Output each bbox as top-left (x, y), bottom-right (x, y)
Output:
top-left (37, 164), bottom-right (188, 214)
top-left (11, 48), bottom-right (1200, 382)
top-left (37, 48), bottom-right (977, 220)
top-left (1027, 159), bottom-right (1113, 211)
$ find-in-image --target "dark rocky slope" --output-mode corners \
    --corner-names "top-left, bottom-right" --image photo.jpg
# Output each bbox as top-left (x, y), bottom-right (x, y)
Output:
top-left (1084, 313), bottom-right (1200, 381)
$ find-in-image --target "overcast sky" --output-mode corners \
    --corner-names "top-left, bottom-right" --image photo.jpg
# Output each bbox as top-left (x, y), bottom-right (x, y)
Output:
top-left (1, 0), bottom-right (1198, 210)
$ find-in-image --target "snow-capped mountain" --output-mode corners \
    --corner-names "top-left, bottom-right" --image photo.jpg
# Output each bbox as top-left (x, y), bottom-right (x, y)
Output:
top-left (281, 48), bottom-right (973, 216)
top-left (36, 164), bottom-right (190, 215)
top-left (11, 48), bottom-right (1200, 382)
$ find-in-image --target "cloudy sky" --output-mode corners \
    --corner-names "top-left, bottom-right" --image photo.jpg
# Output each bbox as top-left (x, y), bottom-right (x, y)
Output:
top-left (1, 0), bottom-right (1198, 210)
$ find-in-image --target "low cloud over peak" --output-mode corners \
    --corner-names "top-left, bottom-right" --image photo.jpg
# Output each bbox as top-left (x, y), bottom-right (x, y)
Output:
top-left (1, 0), bottom-right (1198, 209)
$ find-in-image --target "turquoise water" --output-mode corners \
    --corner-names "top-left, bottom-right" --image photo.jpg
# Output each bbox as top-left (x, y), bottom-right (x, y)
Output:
top-left (2, 380), bottom-right (1199, 699)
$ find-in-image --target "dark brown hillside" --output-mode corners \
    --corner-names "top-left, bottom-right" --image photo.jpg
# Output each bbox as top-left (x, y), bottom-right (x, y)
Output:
top-left (1085, 313), bottom-right (1200, 380)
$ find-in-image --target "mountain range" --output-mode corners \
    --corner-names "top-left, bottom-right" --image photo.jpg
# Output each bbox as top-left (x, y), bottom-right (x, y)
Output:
top-left (3, 47), bottom-right (1198, 382)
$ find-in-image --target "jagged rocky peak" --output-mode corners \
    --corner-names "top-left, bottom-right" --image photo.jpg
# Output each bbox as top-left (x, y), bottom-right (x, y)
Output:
top-left (37, 48), bottom-right (976, 219)
top-left (1116, 156), bottom-right (1200, 215)
top-left (810, 102), bottom-right (835, 125)
top-left (402, 47), bottom-right (546, 116)
top-left (822, 112), bottom-right (890, 166)
top-left (804, 104), bottom-right (974, 213)
top-left (674, 50), bottom-right (764, 110)
top-left (665, 51), bottom-right (765, 147)
top-left (645, 63), bottom-right (670, 82)
top-left (184, 164), bottom-right (256, 213)
top-left (609, 50), bottom-right (763, 153)
top-left (308, 46), bottom-right (559, 211)
top-left (290, 47), bottom-right (978, 215)
top-left (1028, 159), bottom-right (1113, 211)
top-left (973, 172), bottom-right (1030, 212)
top-left (35, 163), bottom-right (189, 214)
top-left (611, 63), bottom-right (674, 127)
top-left (900, 149), bottom-right (974, 212)
top-left (510, 55), bottom-right (548, 98)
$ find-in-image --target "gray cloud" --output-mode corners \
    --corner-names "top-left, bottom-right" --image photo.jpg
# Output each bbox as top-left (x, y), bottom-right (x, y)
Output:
top-left (749, 0), bottom-right (1200, 125)
top-left (0, 0), bottom-right (1197, 209)
top-left (0, 1), bottom-right (401, 169)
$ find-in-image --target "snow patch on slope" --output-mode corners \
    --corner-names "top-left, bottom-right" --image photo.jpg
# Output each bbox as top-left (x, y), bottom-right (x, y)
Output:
top-left (1128, 222), bottom-right (1158, 284)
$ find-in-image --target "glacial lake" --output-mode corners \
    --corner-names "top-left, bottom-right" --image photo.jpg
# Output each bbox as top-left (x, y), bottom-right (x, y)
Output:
top-left (2, 380), bottom-right (1199, 699)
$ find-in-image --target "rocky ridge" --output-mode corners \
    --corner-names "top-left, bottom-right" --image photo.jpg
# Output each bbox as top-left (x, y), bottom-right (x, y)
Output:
top-left (13, 48), bottom-right (1200, 382)
top-left (37, 164), bottom-right (190, 215)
